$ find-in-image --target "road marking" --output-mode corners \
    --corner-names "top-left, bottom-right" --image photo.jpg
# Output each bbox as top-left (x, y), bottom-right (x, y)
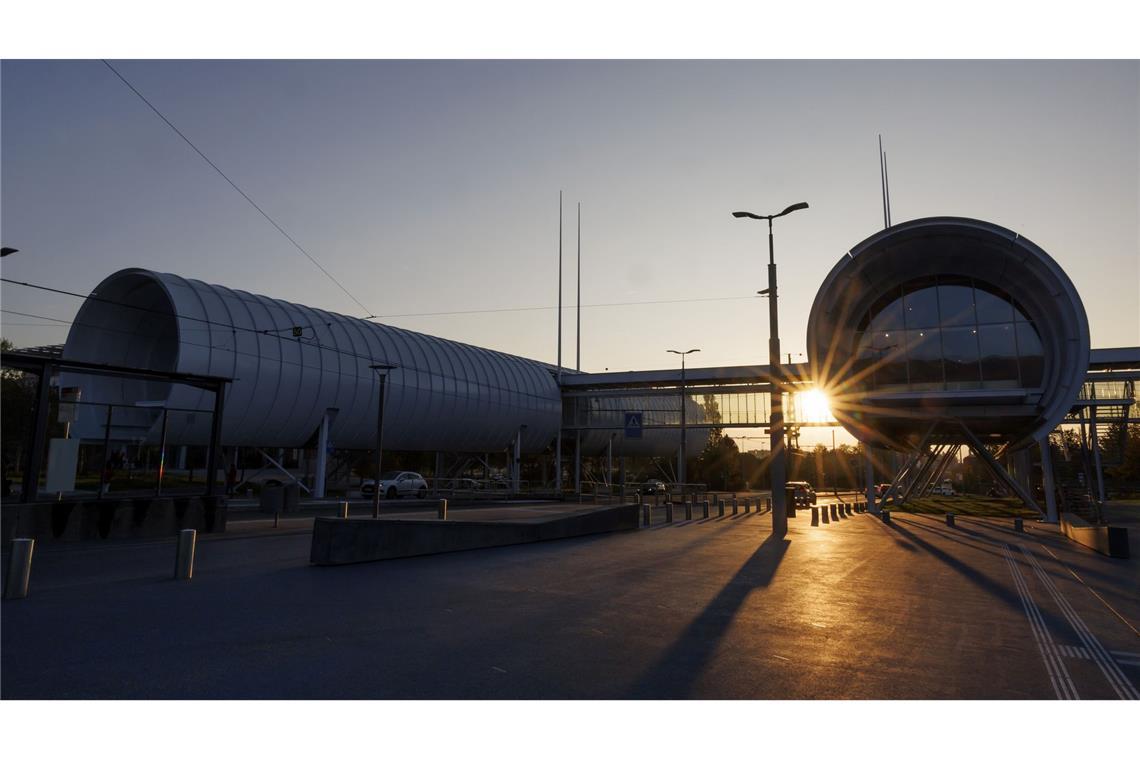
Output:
top-left (1002, 543), bottom-right (1079, 699)
top-left (1019, 545), bottom-right (1139, 700)
top-left (1058, 645), bottom-right (1091, 660)
top-left (491, 666), bottom-right (507, 673)
top-left (1036, 542), bottom-right (1140, 638)
top-left (771, 654), bottom-right (790, 661)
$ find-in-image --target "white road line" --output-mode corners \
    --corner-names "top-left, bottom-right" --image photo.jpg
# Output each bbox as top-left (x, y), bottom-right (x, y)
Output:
top-left (1019, 545), bottom-right (1139, 700)
top-left (1002, 543), bottom-right (1079, 699)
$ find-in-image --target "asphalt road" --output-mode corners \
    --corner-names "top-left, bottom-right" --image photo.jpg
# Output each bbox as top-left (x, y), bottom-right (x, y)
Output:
top-left (2, 502), bottom-right (1137, 699)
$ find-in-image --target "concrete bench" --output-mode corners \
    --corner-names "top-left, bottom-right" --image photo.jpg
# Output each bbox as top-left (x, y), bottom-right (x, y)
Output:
top-left (1060, 512), bottom-right (1129, 559)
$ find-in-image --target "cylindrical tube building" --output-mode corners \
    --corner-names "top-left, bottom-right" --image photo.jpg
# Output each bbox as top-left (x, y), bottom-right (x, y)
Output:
top-left (806, 217), bottom-right (1089, 451)
top-left (63, 269), bottom-right (563, 453)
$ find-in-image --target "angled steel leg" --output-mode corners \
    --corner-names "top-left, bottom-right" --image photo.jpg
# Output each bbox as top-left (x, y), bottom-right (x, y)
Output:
top-left (958, 422), bottom-right (1042, 515)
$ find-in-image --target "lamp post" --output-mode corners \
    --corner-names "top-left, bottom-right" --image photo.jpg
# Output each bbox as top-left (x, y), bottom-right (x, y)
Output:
top-left (732, 202), bottom-right (808, 537)
top-left (368, 363), bottom-right (397, 518)
top-left (667, 348), bottom-right (700, 491)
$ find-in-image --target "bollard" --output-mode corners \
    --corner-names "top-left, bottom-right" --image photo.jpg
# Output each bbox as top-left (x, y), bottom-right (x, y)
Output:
top-left (822, 503), bottom-right (830, 523)
top-left (882, 509), bottom-right (891, 523)
top-left (732, 497), bottom-right (739, 516)
top-left (1014, 517), bottom-right (1024, 532)
top-left (830, 503), bottom-right (839, 521)
top-left (642, 503), bottom-right (651, 527)
top-left (744, 497), bottom-right (751, 514)
top-left (635, 492), bottom-right (642, 506)
top-left (811, 506), bottom-right (819, 526)
top-left (718, 499), bottom-right (725, 517)
top-left (438, 498), bottom-right (448, 520)
top-left (340, 501), bottom-right (350, 519)
top-left (274, 509), bottom-right (280, 528)
top-left (702, 499), bottom-right (710, 519)
top-left (685, 501), bottom-right (693, 521)
top-left (845, 503), bottom-right (853, 516)
top-left (4, 538), bottom-right (35, 600)
top-left (785, 487), bottom-right (797, 518)
top-left (174, 529), bottom-right (196, 580)
top-left (765, 497), bottom-right (772, 512)
top-left (945, 513), bottom-right (955, 527)
top-left (666, 503), bottom-right (674, 524)
top-left (837, 503), bottom-right (848, 520)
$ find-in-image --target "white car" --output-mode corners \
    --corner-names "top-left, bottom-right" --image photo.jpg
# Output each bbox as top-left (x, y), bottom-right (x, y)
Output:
top-left (361, 471), bottom-right (428, 499)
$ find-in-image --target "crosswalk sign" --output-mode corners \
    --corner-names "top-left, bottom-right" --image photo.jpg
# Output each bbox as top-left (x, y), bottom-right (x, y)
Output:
top-left (624, 412), bottom-right (643, 439)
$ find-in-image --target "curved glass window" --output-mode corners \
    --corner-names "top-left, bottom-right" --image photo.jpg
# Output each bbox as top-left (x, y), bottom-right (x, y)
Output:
top-left (853, 277), bottom-right (1044, 392)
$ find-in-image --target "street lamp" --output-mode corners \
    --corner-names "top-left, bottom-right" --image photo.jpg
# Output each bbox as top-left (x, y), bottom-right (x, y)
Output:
top-left (667, 348), bottom-right (700, 491)
top-left (368, 363), bottom-right (397, 518)
top-left (732, 201), bottom-right (808, 537)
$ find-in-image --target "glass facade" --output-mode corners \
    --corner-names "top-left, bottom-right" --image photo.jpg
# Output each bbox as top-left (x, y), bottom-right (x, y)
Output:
top-left (853, 277), bottom-right (1045, 392)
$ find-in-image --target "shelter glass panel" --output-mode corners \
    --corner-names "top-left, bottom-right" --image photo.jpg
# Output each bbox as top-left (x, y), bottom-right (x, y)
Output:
top-left (978, 324), bottom-right (1019, 387)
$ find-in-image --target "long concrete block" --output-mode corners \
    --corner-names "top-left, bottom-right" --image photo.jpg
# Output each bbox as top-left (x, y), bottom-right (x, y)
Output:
top-left (1060, 512), bottom-right (1129, 559)
top-left (310, 503), bottom-right (640, 566)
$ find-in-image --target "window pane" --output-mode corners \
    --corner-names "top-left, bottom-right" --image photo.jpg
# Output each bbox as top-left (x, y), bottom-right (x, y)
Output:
top-left (906, 328), bottom-right (943, 388)
top-left (938, 284), bottom-right (975, 327)
top-left (1016, 322), bottom-right (1044, 386)
top-left (870, 330), bottom-right (908, 388)
top-left (868, 294), bottom-right (905, 332)
top-left (942, 326), bottom-right (981, 388)
top-left (902, 286), bottom-right (940, 329)
top-left (978, 324), bottom-right (1019, 387)
top-left (853, 332), bottom-right (876, 389)
top-left (975, 288), bottom-right (1013, 324)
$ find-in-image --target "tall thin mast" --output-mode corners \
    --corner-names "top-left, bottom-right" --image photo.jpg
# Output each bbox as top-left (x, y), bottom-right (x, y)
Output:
top-left (557, 191), bottom-right (563, 380)
top-left (884, 151), bottom-right (892, 227)
top-left (576, 201), bottom-right (581, 372)
top-left (878, 134), bottom-right (888, 229)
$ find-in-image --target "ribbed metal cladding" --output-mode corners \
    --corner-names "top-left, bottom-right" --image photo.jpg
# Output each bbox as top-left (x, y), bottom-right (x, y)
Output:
top-left (63, 268), bottom-right (562, 452)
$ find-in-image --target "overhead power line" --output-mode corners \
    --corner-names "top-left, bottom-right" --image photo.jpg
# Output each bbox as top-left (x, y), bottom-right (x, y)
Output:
top-left (100, 59), bottom-right (375, 318)
top-left (370, 294), bottom-right (760, 319)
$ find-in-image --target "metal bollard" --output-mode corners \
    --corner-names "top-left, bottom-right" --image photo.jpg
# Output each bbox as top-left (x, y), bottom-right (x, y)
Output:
top-left (765, 497), bottom-right (772, 512)
top-left (642, 503), bottom-right (651, 527)
top-left (4, 538), bottom-right (35, 600)
top-left (845, 503), bottom-right (853, 516)
top-left (702, 499), bottom-right (710, 519)
top-left (830, 503), bottom-right (839, 520)
top-left (744, 497), bottom-right (751, 514)
top-left (340, 501), bottom-right (350, 519)
top-left (732, 496), bottom-right (739, 515)
top-left (822, 504), bottom-right (830, 523)
top-left (438, 498), bottom-right (448, 520)
top-left (837, 503), bottom-right (848, 519)
top-left (882, 509), bottom-right (891, 523)
top-left (1014, 517), bottom-right (1023, 532)
top-left (685, 501), bottom-right (693, 521)
top-left (174, 529), bottom-right (196, 580)
top-left (811, 507), bottom-right (819, 526)
top-left (945, 513), bottom-right (955, 527)
top-left (666, 503), bottom-right (674, 523)
top-left (717, 499), bottom-right (725, 517)
top-left (274, 509), bottom-right (280, 528)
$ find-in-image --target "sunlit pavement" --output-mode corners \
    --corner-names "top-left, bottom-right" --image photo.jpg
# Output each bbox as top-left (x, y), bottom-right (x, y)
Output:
top-left (2, 502), bottom-right (1137, 699)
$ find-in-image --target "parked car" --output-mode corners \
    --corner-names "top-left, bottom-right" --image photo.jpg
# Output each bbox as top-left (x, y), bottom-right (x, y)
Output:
top-left (640, 479), bottom-right (668, 495)
top-left (361, 471), bottom-right (428, 499)
top-left (876, 483), bottom-right (892, 498)
top-left (787, 480), bottom-right (817, 504)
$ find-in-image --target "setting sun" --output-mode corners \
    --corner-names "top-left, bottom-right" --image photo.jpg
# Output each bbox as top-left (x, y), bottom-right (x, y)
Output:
top-left (797, 388), bottom-right (834, 423)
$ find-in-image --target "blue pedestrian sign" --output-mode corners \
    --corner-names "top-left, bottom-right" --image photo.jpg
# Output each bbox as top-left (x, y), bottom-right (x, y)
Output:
top-left (624, 412), bottom-right (643, 439)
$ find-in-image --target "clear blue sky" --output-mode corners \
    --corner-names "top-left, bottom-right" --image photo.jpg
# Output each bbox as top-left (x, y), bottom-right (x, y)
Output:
top-left (3, 60), bottom-right (1138, 446)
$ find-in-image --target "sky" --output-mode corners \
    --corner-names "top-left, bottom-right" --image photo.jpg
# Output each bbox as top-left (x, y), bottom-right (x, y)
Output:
top-left (3, 60), bottom-right (1138, 449)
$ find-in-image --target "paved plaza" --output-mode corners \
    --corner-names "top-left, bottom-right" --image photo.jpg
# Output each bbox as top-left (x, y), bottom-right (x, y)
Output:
top-left (2, 500), bottom-right (1137, 699)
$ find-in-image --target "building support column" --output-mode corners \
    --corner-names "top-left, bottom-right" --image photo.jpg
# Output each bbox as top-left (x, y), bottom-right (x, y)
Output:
top-left (864, 445), bottom-right (878, 514)
top-left (512, 427), bottom-right (522, 494)
top-left (1089, 407), bottom-right (1106, 503)
top-left (607, 434), bottom-right (614, 488)
top-left (574, 430), bottom-right (582, 494)
top-left (314, 408), bottom-right (335, 499)
top-left (554, 432), bottom-right (562, 495)
top-left (1040, 437), bottom-right (1058, 524)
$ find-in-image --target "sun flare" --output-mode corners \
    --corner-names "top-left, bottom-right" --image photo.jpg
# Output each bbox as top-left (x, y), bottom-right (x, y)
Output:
top-left (797, 388), bottom-right (834, 423)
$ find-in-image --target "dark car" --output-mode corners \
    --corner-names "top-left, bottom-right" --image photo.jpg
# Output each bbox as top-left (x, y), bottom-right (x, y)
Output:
top-left (640, 479), bottom-right (668, 495)
top-left (787, 480), bottom-right (817, 504)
